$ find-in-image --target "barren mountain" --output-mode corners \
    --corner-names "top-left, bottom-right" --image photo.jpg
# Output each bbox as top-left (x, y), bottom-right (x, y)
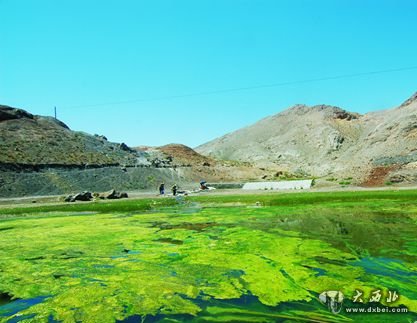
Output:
top-left (0, 106), bottom-right (265, 197)
top-left (133, 143), bottom-right (265, 185)
top-left (197, 92), bottom-right (417, 185)
top-left (3, 91), bottom-right (417, 198)
top-left (135, 144), bottom-right (215, 168)
top-left (0, 105), bottom-right (144, 167)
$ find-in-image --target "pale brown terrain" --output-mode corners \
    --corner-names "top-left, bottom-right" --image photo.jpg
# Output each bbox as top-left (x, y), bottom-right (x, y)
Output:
top-left (0, 106), bottom-right (266, 197)
top-left (134, 143), bottom-right (267, 184)
top-left (2, 92), bottom-right (417, 197)
top-left (197, 92), bottom-right (417, 186)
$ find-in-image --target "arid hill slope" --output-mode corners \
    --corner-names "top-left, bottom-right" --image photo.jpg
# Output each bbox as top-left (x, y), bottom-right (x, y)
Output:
top-left (197, 92), bottom-right (417, 184)
top-left (0, 106), bottom-right (266, 197)
top-left (0, 105), bottom-right (143, 167)
top-left (134, 143), bottom-right (265, 184)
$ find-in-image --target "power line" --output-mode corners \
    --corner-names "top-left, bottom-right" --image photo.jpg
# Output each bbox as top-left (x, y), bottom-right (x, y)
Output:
top-left (63, 65), bottom-right (417, 109)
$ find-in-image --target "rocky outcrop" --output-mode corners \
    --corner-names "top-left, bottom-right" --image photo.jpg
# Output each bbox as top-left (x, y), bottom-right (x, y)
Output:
top-left (136, 144), bottom-right (216, 168)
top-left (65, 189), bottom-right (129, 202)
top-left (0, 105), bottom-right (34, 121)
top-left (64, 191), bottom-right (93, 202)
top-left (97, 189), bottom-right (128, 199)
top-left (332, 109), bottom-right (359, 121)
top-left (119, 143), bottom-right (136, 153)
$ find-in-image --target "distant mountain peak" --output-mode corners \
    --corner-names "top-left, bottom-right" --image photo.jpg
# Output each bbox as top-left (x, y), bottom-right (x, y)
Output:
top-left (282, 103), bottom-right (359, 120)
top-left (196, 92), bottom-right (417, 182)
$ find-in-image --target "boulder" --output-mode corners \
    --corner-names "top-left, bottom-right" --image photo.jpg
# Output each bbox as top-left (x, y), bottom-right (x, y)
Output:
top-left (64, 191), bottom-right (93, 202)
top-left (103, 189), bottom-right (117, 199)
top-left (119, 143), bottom-right (135, 153)
top-left (333, 110), bottom-right (358, 121)
top-left (94, 134), bottom-right (108, 141)
top-left (100, 189), bottom-right (128, 199)
top-left (389, 174), bottom-right (406, 183)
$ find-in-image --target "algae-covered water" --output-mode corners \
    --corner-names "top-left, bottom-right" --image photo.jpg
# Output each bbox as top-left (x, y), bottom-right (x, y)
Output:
top-left (0, 191), bottom-right (416, 322)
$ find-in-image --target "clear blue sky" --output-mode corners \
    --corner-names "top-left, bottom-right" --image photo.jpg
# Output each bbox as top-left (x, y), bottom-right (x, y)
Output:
top-left (1, 0), bottom-right (417, 147)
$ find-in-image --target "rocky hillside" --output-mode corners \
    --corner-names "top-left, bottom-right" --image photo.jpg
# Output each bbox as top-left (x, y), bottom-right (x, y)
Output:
top-left (134, 143), bottom-right (266, 185)
top-left (197, 92), bottom-right (417, 185)
top-left (135, 144), bottom-right (216, 167)
top-left (4, 91), bottom-right (416, 197)
top-left (0, 105), bottom-right (266, 197)
top-left (0, 105), bottom-right (146, 167)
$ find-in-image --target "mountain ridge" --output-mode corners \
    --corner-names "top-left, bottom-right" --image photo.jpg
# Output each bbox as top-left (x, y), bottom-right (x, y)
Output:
top-left (0, 106), bottom-right (265, 197)
top-left (196, 92), bottom-right (417, 184)
top-left (2, 91), bottom-right (417, 197)
top-left (0, 104), bottom-right (144, 167)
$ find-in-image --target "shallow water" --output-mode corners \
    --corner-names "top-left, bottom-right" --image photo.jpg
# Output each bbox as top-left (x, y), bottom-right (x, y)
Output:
top-left (0, 296), bottom-right (48, 317)
top-left (0, 197), bottom-right (416, 322)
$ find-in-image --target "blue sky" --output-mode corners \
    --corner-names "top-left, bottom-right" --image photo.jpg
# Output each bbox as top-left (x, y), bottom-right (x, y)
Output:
top-left (1, 0), bottom-right (417, 147)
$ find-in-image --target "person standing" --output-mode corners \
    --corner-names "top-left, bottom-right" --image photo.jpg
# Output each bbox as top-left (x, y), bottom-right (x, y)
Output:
top-left (171, 184), bottom-right (178, 196)
top-left (159, 183), bottom-right (165, 195)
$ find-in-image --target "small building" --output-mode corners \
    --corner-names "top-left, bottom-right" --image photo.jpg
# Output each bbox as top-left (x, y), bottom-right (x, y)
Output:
top-left (242, 180), bottom-right (313, 190)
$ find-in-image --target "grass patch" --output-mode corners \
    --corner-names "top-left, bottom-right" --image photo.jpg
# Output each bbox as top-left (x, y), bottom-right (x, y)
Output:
top-left (1, 189), bottom-right (416, 217)
top-left (0, 197), bottom-right (176, 218)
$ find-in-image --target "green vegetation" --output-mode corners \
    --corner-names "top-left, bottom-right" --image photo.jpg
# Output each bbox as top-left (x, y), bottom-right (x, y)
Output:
top-left (146, 175), bottom-right (156, 186)
top-left (0, 198), bottom-right (176, 219)
top-left (338, 181), bottom-right (351, 186)
top-left (337, 178), bottom-right (354, 186)
top-left (0, 190), bottom-right (417, 322)
top-left (326, 177), bottom-right (338, 182)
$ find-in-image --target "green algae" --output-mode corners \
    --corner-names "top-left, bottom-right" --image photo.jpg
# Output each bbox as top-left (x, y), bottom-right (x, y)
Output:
top-left (0, 191), bottom-right (417, 322)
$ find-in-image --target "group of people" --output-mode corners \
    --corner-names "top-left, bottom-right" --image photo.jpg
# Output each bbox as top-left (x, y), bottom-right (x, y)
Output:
top-left (158, 183), bottom-right (177, 196)
top-left (158, 180), bottom-right (210, 197)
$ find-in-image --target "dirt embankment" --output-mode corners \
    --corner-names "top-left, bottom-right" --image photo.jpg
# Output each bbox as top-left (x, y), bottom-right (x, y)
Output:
top-left (361, 165), bottom-right (400, 187)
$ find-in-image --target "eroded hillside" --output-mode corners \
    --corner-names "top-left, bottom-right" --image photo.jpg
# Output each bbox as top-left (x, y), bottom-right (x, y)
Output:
top-left (197, 92), bottom-right (417, 185)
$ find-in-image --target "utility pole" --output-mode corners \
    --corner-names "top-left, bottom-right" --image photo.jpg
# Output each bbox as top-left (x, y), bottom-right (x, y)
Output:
top-left (54, 106), bottom-right (57, 119)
